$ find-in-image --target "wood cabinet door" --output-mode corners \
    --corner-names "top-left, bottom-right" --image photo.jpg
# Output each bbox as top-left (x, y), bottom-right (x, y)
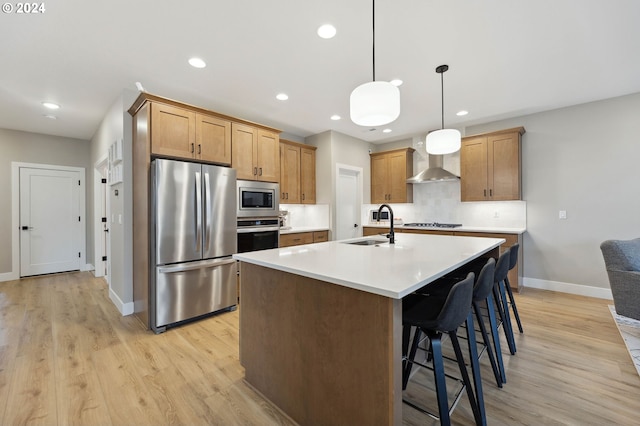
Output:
top-left (257, 129), bottom-right (280, 182)
top-left (280, 143), bottom-right (300, 203)
top-left (460, 136), bottom-right (489, 201)
top-left (488, 132), bottom-right (521, 200)
top-left (150, 103), bottom-right (196, 159)
top-left (387, 150), bottom-right (411, 203)
top-left (196, 113), bottom-right (231, 165)
top-left (300, 147), bottom-right (316, 204)
top-left (232, 123), bottom-right (257, 180)
top-left (370, 154), bottom-right (389, 204)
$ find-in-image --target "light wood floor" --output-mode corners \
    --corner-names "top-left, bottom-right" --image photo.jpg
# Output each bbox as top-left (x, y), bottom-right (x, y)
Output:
top-left (0, 272), bottom-right (638, 425)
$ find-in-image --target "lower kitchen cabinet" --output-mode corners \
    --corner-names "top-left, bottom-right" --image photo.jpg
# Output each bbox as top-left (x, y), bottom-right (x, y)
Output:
top-left (456, 232), bottom-right (522, 292)
top-left (280, 230), bottom-right (329, 248)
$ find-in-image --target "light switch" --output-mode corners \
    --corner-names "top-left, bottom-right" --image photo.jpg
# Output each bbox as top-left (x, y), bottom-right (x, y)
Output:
top-left (559, 210), bottom-right (567, 219)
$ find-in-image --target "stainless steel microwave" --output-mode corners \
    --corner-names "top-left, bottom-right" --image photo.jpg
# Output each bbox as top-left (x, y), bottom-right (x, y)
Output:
top-left (370, 209), bottom-right (390, 223)
top-left (237, 180), bottom-right (279, 218)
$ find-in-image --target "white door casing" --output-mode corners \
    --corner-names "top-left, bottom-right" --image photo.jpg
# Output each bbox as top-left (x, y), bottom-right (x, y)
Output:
top-left (14, 163), bottom-right (86, 278)
top-left (93, 155), bottom-right (110, 282)
top-left (335, 164), bottom-right (362, 240)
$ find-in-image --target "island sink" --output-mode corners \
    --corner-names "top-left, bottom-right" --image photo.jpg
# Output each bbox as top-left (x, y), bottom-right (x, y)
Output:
top-left (343, 239), bottom-right (388, 246)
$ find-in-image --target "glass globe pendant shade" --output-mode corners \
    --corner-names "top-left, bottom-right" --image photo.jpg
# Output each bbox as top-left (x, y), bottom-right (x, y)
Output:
top-left (426, 128), bottom-right (461, 155)
top-left (350, 81), bottom-right (400, 126)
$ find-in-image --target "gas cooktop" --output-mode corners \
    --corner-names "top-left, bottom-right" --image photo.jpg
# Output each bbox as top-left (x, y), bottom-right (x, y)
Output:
top-left (403, 222), bottom-right (463, 229)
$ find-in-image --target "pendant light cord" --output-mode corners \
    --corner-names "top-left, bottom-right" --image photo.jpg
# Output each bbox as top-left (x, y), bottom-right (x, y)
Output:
top-left (372, 0), bottom-right (376, 82)
top-left (440, 71), bottom-right (444, 129)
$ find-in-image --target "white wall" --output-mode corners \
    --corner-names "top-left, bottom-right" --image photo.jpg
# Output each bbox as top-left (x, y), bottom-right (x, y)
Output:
top-left (466, 92), bottom-right (640, 292)
top-left (306, 130), bottom-right (372, 237)
top-left (89, 89), bottom-right (137, 314)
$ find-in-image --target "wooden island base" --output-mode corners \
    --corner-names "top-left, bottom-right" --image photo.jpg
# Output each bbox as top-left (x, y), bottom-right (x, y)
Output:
top-left (239, 262), bottom-right (403, 426)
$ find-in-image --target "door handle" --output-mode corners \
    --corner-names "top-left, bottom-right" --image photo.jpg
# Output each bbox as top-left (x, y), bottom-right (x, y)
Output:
top-left (21, 226), bottom-right (34, 230)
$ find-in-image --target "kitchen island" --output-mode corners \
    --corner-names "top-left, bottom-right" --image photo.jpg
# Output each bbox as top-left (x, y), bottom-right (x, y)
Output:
top-left (233, 233), bottom-right (504, 425)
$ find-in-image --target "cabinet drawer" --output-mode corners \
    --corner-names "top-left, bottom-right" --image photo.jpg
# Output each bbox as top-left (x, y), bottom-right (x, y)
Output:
top-left (280, 232), bottom-right (314, 247)
top-left (313, 231), bottom-right (329, 242)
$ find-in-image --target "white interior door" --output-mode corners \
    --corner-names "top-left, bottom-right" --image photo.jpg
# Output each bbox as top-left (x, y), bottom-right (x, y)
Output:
top-left (20, 167), bottom-right (81, 276)
top-left (336, 166), bottom-right (361, 240)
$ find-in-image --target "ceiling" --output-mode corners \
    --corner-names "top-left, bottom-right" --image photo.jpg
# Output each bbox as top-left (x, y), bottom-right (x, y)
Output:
top-left (2, 0), bottom-right (640, 144)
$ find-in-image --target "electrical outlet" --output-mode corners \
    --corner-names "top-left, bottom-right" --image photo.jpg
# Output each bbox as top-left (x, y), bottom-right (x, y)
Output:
top-left (493, 211), bottom-right (499, 218)
top-left (559, 210), bottom-right (567, 219)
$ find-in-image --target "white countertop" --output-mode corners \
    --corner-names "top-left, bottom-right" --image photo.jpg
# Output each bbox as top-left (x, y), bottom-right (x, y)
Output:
top-left (233, 233), bottom-right (504, 299)
top-left (364, 223), bottom-right (526, 234)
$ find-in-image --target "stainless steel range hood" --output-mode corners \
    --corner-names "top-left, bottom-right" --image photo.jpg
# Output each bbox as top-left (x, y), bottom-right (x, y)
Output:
top-left (407, 154), bottom-right (459, 183)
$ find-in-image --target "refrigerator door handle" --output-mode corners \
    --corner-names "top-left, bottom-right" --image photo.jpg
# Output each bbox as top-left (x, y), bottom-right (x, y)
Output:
top-left (195, 171), bottom-right (202, 253)
top-left (158, 258), bottom-right (236, 274)
top-left (204, 171), bottom-right (212, 249)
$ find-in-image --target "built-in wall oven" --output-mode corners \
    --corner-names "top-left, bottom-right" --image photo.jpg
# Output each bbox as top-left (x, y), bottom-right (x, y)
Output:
top-left (237, 218), bottom-right (280, 253)
top-left (236, 180), bottom-right (280, 252)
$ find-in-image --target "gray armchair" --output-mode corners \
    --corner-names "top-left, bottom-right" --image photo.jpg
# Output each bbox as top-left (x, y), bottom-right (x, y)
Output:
top-left (600, 238), bottom-right (640, 320)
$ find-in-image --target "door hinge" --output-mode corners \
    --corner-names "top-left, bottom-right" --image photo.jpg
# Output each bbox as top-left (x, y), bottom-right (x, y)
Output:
top-left (78, 252), bottom-right (81, 258)
top-left (101, 217), bottom-right (107, 223)
top-left (78, 216), bottom-right (81, 222)
top-left (101, 178), bottom-right (107, 184)
top-left (102, 256), bottom-right (107, 261)
top-left (78, 180), bottom-right (81, 186)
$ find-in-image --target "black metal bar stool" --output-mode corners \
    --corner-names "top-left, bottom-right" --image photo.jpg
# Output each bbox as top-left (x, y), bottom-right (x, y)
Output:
top-left (402, 273), bottom-right (485, 425)
top-left (413, 258), bottom-right (505, 388)
top-left (504, 243), bottom-right (524, 333)
top-left (494, 248), bottom-right (517, 355)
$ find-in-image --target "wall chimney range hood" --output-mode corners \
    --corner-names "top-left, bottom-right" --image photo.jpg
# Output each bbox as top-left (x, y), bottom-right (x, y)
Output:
top-left (406, 154), bottom-right (459, 183)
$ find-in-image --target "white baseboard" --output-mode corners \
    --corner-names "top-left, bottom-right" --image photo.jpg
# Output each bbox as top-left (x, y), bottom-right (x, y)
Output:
top-left (523, 277), bottom-right (613, 300)
top-left (0, 271), bottom-right (19, 282)
top-left (82, 263), bottom-right (94, 272)
top-left (109, 287), bottom-right (135, 316)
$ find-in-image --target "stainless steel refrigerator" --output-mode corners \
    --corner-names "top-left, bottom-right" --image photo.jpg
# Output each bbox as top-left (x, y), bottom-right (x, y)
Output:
top-left (150, 158), bottom-right (237, 333)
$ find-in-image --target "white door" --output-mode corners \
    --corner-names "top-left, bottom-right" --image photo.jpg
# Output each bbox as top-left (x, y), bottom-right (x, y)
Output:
top-left (20, 167), bottom-right (81, 276)
top-left (336, 166), bottom-right (361, 240)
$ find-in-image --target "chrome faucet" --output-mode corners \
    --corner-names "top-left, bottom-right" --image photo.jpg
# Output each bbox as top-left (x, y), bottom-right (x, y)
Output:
top-left (377, 204), bottom-right (394, 244)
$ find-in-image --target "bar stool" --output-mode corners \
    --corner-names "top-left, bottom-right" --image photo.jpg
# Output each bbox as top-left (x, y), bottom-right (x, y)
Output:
top-left (504, 243), bottom-right (524, 333)
top-left (402, 274), bottom-right (485, 426)
top-left (494, 248), bottom-right (517, 355)
top-left (418, 258), bottom-right (506, 387)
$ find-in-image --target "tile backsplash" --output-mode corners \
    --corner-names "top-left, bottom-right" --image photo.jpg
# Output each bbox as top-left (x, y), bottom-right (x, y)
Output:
top-left (280, 204), bottom-right (330, 228)
top-left (363, 181), bottom-right (526, 228)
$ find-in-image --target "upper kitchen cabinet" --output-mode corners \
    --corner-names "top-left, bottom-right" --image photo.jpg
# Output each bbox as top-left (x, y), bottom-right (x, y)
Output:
top-left (149, 102), bottom-right (232, 165)
top-left (280, 140), bottom-right (316, 204)
top-left (460, 127), bottom-right (525, 201)
top-left (232, 123), bottom-right (280, 182)
top-left (370, 148), bottom-right (414, 204)
top-left (150, 102), bottom-right (196, 159)
top-left (196, 113), bottom-right (231, 164)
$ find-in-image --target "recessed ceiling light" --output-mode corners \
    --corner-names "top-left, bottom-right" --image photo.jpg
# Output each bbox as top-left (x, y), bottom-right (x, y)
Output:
top-left (456, 110), bottom-right (469, 116)
top-left (188, 57), bottom-right (206, 68)
top-left (42, 102), bottom-right (60, 110)
top-left (276, 93), bottom-right (289, 101)
top-left (390, 79), bottom-right (403, 87)
top-left (330, 115), bottom-right (341, 121)
top-left (382, 128), bottom-right (392, 133)
top-left (43, 114), bottom-right (57, 120)
top-left (317, 24), bottom-right (337, 39)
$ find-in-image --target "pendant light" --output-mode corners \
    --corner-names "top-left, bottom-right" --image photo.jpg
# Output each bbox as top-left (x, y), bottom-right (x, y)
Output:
top-left (426, 65), bottom-right (461, 155)
top-left (350, 0), bottom-right (400, 127)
